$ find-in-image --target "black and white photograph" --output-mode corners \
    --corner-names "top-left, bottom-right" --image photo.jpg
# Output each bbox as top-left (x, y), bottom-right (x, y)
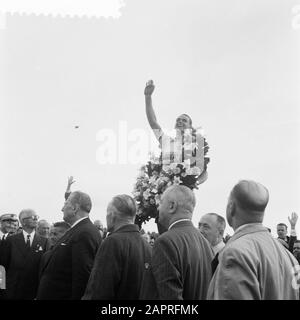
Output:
top-left (0, 0), bottom-right (299, 310)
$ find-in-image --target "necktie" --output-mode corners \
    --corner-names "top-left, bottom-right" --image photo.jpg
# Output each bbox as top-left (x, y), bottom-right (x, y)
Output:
top-left (211, 253), bottom-right (219, 275)
top-left (182, 133), bottom-right (185, 162)
top-left (26, 234), bottom-right (31, 249)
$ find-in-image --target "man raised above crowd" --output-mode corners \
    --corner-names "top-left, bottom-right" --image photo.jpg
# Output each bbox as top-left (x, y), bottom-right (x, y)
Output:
top-left (207, 180), bottom-right (299, 300)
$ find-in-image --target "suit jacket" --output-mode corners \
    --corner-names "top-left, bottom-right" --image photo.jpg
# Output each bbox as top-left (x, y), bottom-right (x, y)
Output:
top-left (37, 218), bottom-right (101, 300)
top-left (0, 232), bottom-right (48, 299)
top-left (207, 224), bottom-right (300, 300)
top-left (140, 220), bottom-right (214, 300)
top-left (82, 224), bottom-right (152, 300)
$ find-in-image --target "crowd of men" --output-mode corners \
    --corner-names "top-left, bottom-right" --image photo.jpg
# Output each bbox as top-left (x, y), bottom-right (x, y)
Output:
top-left (0, 178), bottom-right (299, 300)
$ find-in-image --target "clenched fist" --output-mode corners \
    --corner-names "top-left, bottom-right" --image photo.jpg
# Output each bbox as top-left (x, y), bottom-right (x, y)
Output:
top-left (144, 80), bottom-right (155, 96)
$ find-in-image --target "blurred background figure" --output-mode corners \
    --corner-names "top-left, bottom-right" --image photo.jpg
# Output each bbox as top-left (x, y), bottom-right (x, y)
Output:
top-left (293, 240), bottom-right (300, 264)
top-left (149, 237), bottom-right (155, 247)
top-left (141, 233), bottom-right (150, 243)
top-left (48, 221), bottom-right (71, 248)
top-left (0, 214), bottom-right (19, 240)
top-left (277, 212), bottom-right (298, 253)
top-left (93, 220), bottom-right (104, 239)
top-left (36, 220), bottom-right (51, 238)
top-left (198, 213), bottom-right (226, 255)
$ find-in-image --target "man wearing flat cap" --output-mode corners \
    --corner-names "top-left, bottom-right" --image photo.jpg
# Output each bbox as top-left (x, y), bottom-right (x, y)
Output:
top-left (0, 214), bottom-right (18, 241)
top-left (207, 180), bottom-right (299, 300)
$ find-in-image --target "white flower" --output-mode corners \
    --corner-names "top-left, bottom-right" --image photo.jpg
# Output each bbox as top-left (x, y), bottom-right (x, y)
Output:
top-left (143, 189), bottom-right (151, 199)
top-left (186, 166), bottom-right (202, 176)
top-left (169, 163), bottom-right (178, 170)
top-left (173, 167), bottom-right (181, 174)
top-left (151, 188), bottom-right (158, 194)
top-left (173, 176), bottom-right (182, 185)
top-left (183, 159), bottom-right (191, 170)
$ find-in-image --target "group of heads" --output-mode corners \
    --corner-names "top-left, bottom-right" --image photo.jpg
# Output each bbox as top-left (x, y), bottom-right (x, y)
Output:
top-left (0, 180), bottom-right (274, 247)
top-left (102, 179), bottom-right (270, 245)
top-left (0, 209), bottom-right (71, 247)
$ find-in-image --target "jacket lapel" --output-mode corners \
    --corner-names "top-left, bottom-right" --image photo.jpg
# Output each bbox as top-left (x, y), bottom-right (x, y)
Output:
top-left (15, 232), bottom-right (28, 258)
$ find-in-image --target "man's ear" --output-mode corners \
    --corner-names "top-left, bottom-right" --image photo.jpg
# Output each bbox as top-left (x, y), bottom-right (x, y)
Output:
top-left (73, 203), bottom-right (80, 215)
top-left (228, 200), bottom-right (236, 217)
top-left (169, 200), bottom-right (177, 214)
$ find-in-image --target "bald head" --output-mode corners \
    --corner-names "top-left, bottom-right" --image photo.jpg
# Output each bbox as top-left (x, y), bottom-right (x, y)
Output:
top-left (19, 209), bottom-right (37, 221)
top-left (231, 180), bottom-right (269, 212)
top-left (227, 180), bottom-right (269, 229)
top-left (158, 185), bottom-right (196, 229)
top-left (164, 185), bottom-right (196, 213)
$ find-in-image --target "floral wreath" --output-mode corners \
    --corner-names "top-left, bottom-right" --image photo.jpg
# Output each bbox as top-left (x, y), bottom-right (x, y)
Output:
top-left (132, 128), bottom-right (210, 228)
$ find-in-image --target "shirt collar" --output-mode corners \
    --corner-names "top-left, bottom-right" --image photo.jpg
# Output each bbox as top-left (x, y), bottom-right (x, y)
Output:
top-left (71, 217), bottom-right (88, 228)
top-left (212, 240), bottom-right (225, 255)
top-left (22, 229), bottom-right (35, 240)
top-left (234, 222), bottom-right (263, 234)
top-left (0, 230), bottom-right (7, 239)
top-left (168, 219), bottom-right (191, 230)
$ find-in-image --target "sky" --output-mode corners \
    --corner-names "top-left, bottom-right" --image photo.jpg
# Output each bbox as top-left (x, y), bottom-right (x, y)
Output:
top-left (0, 0), bottom-right (299, 236)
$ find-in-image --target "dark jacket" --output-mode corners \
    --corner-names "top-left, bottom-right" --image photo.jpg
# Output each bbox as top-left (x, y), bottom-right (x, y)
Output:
top-left (82, 224), bottom-right (152, 300)
top-left (37, 218), bottom-right (101, 300)
top-left (0, 232), bottom-right (48, 299)
top-left (140, 220), bottom-right (214, 300)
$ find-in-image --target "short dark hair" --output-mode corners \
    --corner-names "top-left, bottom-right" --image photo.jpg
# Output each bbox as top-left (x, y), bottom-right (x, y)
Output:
top-left (111, 194), bottom-right (136, 218)
top-left (70, 191), bottom-right (92, 213)
top-left (181, 114), bottom-right (193, 126)
top-left (277, 223), bottom-right (288, 229)
top-left (53, 221), bottom-right (71, 230)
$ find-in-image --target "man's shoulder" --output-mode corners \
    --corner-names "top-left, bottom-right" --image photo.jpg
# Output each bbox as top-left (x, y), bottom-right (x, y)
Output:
top-left (71, 220), bottom-right (101, 243)
top-left (6, 232), bottom-right (22, 243)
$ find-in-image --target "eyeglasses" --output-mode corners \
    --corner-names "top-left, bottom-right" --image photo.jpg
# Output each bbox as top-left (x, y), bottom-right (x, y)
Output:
top-left (23, 215), bottom-right (39, 221)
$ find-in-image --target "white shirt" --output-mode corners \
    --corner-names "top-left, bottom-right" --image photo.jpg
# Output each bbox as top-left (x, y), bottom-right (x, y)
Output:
top-left (22, 230), bottom-right (35, 246)
top-left (0, 230), bottom-right (8, 240)
top-left (168, 219), bottom-right (191, 230)
top-left (212, 240), bottom-right (225, 255)
top-left (71, 217), bottom-right (88, 228)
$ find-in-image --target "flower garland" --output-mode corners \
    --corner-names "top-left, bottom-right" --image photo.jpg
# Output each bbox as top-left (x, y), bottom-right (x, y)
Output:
top-left (133, 128), bottom-right (209, 228)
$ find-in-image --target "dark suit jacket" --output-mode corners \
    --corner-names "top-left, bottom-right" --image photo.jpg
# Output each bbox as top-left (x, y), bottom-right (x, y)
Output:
top-left (37, 218), bottom-right (101, 300)
top-left (82, 224), bottom-right (152, 300)
top-left (140, 220), bottom-right (214, 300)
top-left (0, 232), bottom-right (48, 300)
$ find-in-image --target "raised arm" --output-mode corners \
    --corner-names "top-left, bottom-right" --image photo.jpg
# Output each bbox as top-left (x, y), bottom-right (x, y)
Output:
top-left (288, 212), bottom-right (298, 253)
top-left (65, 176), bottom-right (75, 200)
top-left (144, 80), bottom-right (162, 140)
